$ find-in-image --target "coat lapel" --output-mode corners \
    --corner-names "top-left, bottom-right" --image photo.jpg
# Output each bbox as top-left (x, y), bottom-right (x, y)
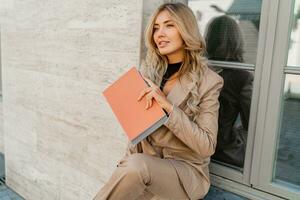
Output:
top-left (166, 74), bottom-right (194, 107)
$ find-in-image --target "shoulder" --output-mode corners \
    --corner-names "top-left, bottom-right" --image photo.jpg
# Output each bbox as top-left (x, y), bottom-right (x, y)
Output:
top-left (191, 66), bottom-right (223, 98)
top-left (201, 66), bottom-right (224, 89)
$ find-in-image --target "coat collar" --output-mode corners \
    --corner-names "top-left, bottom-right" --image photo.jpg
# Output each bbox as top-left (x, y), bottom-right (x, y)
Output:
top-left (166, 74), bottom-right (194, 107)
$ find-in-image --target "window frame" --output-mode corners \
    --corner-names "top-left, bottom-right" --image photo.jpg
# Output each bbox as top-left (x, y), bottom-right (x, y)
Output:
top-left (251, 0), bottom-right (300, 199)
top-left (186, 0), bottom-right (272, 186)
top-left (186, 0), bottom-right (300, 198)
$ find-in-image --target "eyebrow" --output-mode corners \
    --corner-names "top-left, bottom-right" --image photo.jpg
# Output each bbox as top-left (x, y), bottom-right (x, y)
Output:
top-left (154, 20), bottom-right (174, 26)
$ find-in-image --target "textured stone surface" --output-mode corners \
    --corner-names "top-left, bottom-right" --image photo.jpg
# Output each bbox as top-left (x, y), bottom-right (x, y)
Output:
top-left (0, 0), bottom-right (143, 199)
top-left (0, 101), bottom-right (3, 154)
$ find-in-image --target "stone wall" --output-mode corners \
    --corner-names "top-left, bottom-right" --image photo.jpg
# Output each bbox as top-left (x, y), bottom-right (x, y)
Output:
top-left (0, 0), bottom-right (142, 199)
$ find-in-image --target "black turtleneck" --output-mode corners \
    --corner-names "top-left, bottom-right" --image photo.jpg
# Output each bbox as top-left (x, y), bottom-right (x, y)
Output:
top-left (160, 62), bottom-right (182, 90)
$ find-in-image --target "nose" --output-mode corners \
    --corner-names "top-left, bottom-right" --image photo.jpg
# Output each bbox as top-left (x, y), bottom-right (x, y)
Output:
top-left (155, 26), bottom-right (166, 38)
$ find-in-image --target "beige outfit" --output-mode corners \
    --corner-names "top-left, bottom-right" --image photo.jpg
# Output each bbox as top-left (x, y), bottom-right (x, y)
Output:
top-left (94, 66), bottom-right (223, 200)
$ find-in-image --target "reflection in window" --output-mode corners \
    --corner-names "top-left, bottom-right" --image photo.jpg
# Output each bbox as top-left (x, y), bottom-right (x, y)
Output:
top-left (188, 0), bottom-right (262, 64)
top-left (287, 0), bottom-right (300, 67)
top-left (205, 15), bottom-right (254, 169)
top-left (274, 74), bottom-right (300, 187)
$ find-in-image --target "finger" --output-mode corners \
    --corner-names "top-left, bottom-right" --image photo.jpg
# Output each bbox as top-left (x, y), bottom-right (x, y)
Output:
top-left (145, 100), bottom-right (149, 109)
top-left (137, 87), bottom-right (152, 101)
top-left (146, 99), bottom-right (152, 109)
top-left (145, 92), bottom-right (153, 101)
top-left (149, 98), bottom-right (153, 108)
top-left (148, 87), bottom-right (160, 100)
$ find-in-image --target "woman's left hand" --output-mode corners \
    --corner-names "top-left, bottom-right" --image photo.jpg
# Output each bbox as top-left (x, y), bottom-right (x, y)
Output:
top-left (137, 77), bottom-right (173, 114)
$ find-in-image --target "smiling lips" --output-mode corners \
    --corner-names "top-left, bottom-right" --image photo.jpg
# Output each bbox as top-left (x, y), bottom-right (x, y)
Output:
top-left (157, 41), bottom-right (169, 48)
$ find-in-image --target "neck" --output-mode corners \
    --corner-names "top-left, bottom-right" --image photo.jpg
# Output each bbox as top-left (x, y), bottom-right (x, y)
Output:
top-left (167, 49), bottom-right (184, 64)
top-left (168, 56), bottom-right (183, 64)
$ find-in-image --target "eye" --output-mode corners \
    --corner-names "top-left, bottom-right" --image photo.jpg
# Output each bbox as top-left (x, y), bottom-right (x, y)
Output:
top-left (166, 24), bottom-right (174, 27)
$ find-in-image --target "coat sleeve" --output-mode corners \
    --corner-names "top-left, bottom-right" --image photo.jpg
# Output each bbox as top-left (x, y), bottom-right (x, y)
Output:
top-left (124, 140), bottom-right (142, 156)
top-left (164, 76), bottom-right (223, 158)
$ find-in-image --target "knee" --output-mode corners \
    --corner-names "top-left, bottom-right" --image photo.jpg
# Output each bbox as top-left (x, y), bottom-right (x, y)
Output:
top-left (120, 154), bottom-right (151, 184)
top-left (123, 154), bottom-right (149, 174)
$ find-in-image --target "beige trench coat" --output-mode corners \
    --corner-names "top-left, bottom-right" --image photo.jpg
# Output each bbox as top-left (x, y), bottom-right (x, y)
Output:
top-left (125, 66), bottom-right (223, 199)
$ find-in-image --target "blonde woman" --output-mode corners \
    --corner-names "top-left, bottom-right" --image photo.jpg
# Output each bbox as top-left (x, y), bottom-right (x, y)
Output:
top-left (94, 3), bottom-right (223, 200)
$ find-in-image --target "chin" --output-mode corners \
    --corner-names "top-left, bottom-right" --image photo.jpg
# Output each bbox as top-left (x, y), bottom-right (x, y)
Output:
top-left (158, 49), bottom-right (171, 56)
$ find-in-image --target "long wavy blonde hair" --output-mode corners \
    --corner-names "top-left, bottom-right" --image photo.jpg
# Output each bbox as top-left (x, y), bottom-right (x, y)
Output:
top-left (142, 2), bottom-right (207, 121)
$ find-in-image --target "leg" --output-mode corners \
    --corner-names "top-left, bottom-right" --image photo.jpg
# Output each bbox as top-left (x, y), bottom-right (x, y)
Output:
top-left (93, 153), bottom-right (189, 200)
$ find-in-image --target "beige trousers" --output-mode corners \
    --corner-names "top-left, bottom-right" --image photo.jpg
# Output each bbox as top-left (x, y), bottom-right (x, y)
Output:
top-left (93, 153), bottom-right (190, 200)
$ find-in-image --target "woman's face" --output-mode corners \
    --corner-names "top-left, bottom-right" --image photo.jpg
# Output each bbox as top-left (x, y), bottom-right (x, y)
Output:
top-left (153, 10), bottom-right (185, 63)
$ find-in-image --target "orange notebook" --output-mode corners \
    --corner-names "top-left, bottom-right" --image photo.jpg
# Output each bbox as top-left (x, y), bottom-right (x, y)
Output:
top-left (103, 67), bottom-right (168, 145)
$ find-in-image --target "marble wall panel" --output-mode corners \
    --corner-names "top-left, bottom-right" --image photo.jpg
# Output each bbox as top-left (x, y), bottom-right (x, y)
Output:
top-left (1, 0), bottom-right (143, 199)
